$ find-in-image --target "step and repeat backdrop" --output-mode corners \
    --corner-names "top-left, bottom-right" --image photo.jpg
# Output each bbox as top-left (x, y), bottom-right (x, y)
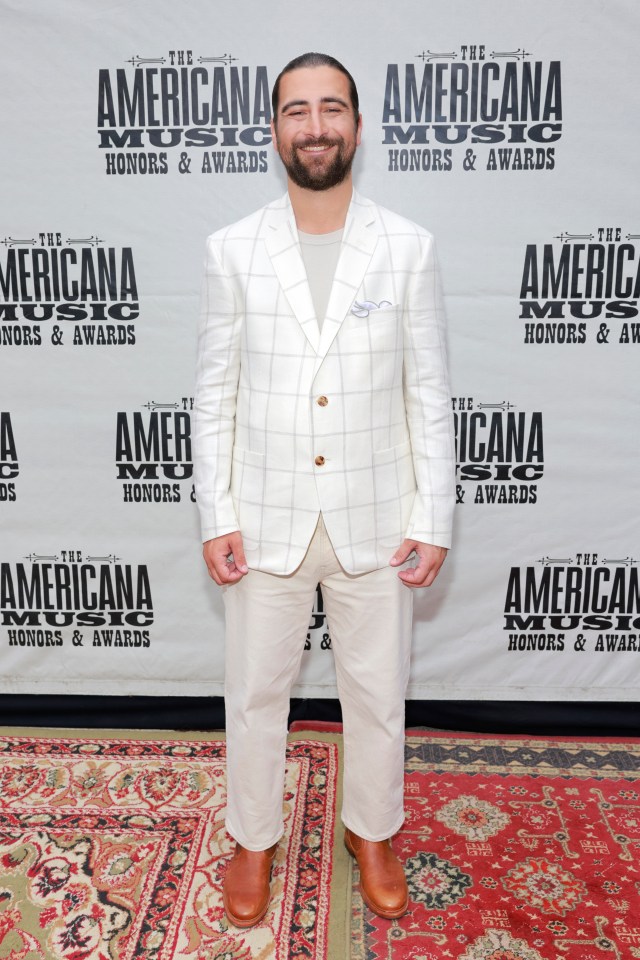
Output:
top-left (1, 0), bottom-right (639, 701)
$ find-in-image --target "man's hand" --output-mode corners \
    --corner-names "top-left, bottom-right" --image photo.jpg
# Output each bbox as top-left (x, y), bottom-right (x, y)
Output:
top-left (390, 539), bottom-right (447, 588)
top-left (203, 531), bottom-right (249, 585)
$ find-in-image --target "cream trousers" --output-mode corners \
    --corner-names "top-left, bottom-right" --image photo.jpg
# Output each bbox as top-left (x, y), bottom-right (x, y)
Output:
top-left (222, 516), bottom-right (413, 850)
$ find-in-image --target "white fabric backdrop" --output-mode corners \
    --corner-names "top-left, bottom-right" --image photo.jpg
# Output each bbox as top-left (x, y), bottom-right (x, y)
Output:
top-left (1, 0), bottom-right (639, 700)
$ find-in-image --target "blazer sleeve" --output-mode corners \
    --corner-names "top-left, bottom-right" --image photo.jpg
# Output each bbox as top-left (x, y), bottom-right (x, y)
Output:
top-left (403, 235), bottom-right (456, 548)
top-left (193, 235), bottom-right (243, 542)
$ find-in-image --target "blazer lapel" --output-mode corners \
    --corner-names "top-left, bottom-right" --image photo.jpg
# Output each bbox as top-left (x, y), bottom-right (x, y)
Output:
top-left (264, 197), bottom-right (320, 354)
top-left (315, 193), bottom-right (378, 369)
top-left (263, 192), bottom-right (378, 363)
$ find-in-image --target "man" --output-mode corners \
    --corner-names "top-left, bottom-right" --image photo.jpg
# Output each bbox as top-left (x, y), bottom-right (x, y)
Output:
top-left (194, 52), bottom-right (455, 927)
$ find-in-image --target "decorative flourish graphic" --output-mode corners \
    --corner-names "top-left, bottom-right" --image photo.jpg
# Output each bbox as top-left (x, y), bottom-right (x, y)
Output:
top-left (197, 54), bottom-right (238, 65)
top-left (66, 236), bottom-right (103, 246)
top-left (476, 401), bottom-right (517, 411)
top-left (490, 48), bottom-right (532, 60)
top-left (415, 50), bottom-right (457, 61)
top-left (0, 237), bottom-right (36, 247)
top-left (125, 55), bottom-right (166, 67)
top-left (141, 401), bottom-right (180, 412)
top-left (537, 556), bottom-right (574, 565)
top-left (554, 231), bottom-right (595, 243)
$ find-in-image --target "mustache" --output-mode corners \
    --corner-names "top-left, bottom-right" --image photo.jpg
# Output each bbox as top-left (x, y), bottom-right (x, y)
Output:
top-left (295, 137), bottom-right (341, 150)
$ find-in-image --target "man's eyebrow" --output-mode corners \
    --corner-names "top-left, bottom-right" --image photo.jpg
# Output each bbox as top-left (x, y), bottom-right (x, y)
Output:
top-left (320, 96), bottom-right (349, 108)
top-left (281, 99), bottom-right (309, 112)
top-left (281, 96), bottom-right (350, 112)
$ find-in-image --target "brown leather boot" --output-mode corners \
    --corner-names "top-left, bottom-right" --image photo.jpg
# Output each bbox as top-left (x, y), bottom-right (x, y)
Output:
top-left (344, 828), bottom-right (409, 919)
top-left (222, 842), bottom-right (278, 928)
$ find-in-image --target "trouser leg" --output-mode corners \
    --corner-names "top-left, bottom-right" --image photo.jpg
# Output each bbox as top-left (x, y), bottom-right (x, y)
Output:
top-left (223, 557), bottom-right (318, 850)
top-left (320, 549), bottom-right (413, 841)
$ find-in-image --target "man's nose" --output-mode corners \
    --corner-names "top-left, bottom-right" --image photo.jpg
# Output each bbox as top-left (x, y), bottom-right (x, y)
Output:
top-left (305, 107), bottom-right (327, 138)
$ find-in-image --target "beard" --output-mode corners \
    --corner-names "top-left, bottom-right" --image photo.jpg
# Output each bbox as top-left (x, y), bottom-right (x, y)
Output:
top-left (279, 136), bottom-right (356, 191)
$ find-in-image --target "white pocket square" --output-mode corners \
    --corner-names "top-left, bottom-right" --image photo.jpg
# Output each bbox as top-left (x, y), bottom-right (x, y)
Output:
top-left (350, 300), bottom-right (392, 319)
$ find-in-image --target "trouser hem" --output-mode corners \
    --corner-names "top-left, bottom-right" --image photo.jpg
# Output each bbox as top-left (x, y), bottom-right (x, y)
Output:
top-left (342, 814), bottom-right (405, 843)
top-left (225, 819), bottom-right (284, 852)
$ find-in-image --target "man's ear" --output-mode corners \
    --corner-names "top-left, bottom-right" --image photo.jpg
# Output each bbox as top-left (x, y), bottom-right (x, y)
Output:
top-left (270, 118), bottom-right (279, 154)
top-left (356, 113), bottom-right (363, 146)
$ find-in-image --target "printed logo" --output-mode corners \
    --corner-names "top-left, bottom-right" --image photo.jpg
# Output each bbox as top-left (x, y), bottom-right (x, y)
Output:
top-left (1, 549), bottom-right (154, 649)
top-left (382, 45), bottom-right (561, 174)
top-left (453, 398), bottom-right (543, 505)
top-left (504, 553), bottom-right (640, 653)
top-left (97, 52), bottom-right (271, 176)
top-left (0, 413), bottom-right (18, 503)
top-left (0, 232), bottom-right (138, 348)
top-left (305, 586), bottom-right (332, 653)
top-left (116, 398), bottom-right (193, 503)
top-left (520, 226), bottom-right (640, 345)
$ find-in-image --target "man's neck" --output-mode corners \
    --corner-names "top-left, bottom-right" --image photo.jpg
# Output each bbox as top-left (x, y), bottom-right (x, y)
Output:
top-left (288, 176), bottom-right (352, 234)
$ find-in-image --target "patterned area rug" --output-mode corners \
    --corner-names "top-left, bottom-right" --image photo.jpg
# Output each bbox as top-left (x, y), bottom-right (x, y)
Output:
top-left (0, 728), bottom-right (348, 960)
top-left (351, 732), bottom-right (640, 960)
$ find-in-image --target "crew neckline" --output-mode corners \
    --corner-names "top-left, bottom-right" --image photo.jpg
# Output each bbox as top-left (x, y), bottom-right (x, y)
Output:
top-left (298, 228), bottom-right (344, 245)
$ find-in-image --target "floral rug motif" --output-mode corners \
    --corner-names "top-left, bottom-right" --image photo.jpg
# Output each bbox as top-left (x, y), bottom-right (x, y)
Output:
top-left (0, 731), bottom-right (342, 960)
top-left (350, 733), bottom-right (640, 960)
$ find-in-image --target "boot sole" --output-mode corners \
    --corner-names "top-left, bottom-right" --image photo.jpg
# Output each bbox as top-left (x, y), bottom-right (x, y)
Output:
top-left (223, 895), bottom-right (269, 928)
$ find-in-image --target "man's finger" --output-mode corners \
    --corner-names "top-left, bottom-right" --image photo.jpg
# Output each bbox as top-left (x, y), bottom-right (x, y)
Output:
top-left (398, 554), bottom-right (431, 587)
top-left (203, 533), bottom-right (249, 585)
top-left (228, 533), bottom-right (248, 575)
top-left (390, 538), bottom-right (417, 566)
top-left (395, 542), bottom-right (447, 587)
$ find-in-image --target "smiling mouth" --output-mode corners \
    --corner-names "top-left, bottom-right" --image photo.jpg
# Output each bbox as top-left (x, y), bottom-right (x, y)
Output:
top-left (297, 140), bottom-right (338, 154)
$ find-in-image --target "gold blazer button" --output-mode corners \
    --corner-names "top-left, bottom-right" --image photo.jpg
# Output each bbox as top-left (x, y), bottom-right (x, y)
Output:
top-left (314, 455), bottom-right (325, 466)
top-left (317, 395), bottom-right (329, 406)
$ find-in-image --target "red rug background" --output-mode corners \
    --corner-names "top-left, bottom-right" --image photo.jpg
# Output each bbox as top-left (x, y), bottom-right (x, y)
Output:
top-left (348, 731), bottom-right (640, 960)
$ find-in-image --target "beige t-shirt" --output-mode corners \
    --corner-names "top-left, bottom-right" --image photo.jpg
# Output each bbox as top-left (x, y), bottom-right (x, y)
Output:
top-left (298, 228), bottom-right (344, 332)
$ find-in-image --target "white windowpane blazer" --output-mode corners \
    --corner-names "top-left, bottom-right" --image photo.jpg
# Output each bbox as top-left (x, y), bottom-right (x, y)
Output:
top-left (194, 191), bottom-right (455, 575)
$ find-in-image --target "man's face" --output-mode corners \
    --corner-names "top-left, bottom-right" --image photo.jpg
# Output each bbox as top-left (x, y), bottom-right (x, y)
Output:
top-left (271, 65), bottom-right (362, 191)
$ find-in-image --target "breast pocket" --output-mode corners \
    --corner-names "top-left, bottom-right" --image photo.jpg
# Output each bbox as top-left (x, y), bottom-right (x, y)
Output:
top-left (341, 307), bottom-right (400, 352)
top-left (351, 304), bottom-right (398, 326)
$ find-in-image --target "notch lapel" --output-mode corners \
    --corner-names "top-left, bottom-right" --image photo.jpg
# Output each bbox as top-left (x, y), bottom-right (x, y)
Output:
top-left (264, 198), bottom-right (320, 354)
top-left (263, 192), bottom-right (379, 364)
top-left (314, 194), bottom-right (378, 372)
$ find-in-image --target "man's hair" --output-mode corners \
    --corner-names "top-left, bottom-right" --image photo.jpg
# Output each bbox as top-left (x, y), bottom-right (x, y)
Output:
top-left (271, 52), bottom-right (360, 125)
